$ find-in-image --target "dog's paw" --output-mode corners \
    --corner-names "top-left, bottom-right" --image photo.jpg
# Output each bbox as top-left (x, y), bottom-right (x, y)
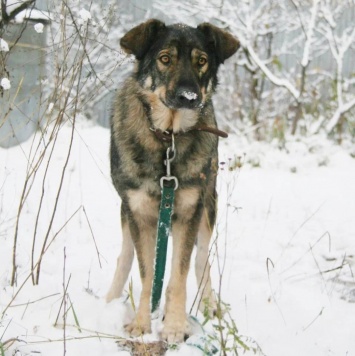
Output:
top-left (106, 285), bottom-right (125, 303)
top-left (106, 290), bottom-right (118, 303)
top-left (199, 296), bottom-right (218, 318)
top-left (125, 317), bottom-right (151, 337)
top-left (161, 317), bottom-right (190, 344)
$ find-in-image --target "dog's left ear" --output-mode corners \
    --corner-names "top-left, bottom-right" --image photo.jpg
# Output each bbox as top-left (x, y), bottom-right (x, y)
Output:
top-left (197, 23), bottom-right (240, 64)
top-left (120, 19), bottom-right (166, 60)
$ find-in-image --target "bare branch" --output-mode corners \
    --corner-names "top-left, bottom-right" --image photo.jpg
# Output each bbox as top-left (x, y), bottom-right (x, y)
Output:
top-left (246, 43), bottom-right (300, 100)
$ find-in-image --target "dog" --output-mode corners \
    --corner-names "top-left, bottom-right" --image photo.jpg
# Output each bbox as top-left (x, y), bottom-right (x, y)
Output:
top-left (106, 19), bottom-right (239, 343)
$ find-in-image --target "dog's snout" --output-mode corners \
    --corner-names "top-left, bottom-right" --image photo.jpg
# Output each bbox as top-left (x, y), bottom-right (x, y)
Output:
top-left (171, 88), bottom-right (200, 109)
top-left (176, 88), bottom-right (198, 106)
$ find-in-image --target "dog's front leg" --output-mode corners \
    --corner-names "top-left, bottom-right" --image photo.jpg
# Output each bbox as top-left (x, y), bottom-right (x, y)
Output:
top-left (125, 217), bottom-right (156, 336)
top-left (123, 193), bottom-right (158, 337)
top-left (161, 188), bottom-right (202, 343)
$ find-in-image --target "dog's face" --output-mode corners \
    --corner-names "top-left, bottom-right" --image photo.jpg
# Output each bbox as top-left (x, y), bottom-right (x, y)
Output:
top-left (120, 20), bottom-right (239, 111)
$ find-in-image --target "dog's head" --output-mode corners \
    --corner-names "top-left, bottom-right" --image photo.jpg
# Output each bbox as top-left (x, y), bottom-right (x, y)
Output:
top-left (120, 19), bottom-right (239, 111)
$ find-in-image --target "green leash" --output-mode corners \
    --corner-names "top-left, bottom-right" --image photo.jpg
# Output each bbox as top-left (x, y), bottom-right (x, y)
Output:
top-left (151, 139), bottom-right (178, 313)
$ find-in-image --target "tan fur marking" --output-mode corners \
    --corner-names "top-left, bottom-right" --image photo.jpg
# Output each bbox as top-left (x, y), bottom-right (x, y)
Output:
top-left (157, 48), bottom-right (177, 73)
top-left (143, 85), bottom-right (199, 133)
top-left (174, 187), bottom-right (200, 215)
top-left (144, 76), bottom-right (153, 89)
top-left (127, 189), bottom-right (158, 216)
top-left (174, 188), bottom-right (200, 225)
top-left (201, 86), bottom-right (207, 105)
top-left (172, 109), bottom-right (199, 133)
top-left (157, 59), bottom-right (167, 72)
top-left (143, 86), bottom-right (173, 131)
top-left (162, 280), bottom-right (190, 342)
top-left (207, 79), bottom-right (213, 93)
top-left (200, 80), bottom-right (213, 105)
top-left (192, 48), bottom-right (208, 75)
top-left (168, 78), bottom-right (176, 92)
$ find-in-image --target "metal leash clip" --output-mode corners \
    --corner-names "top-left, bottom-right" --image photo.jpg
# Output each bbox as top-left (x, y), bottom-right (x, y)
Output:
top-left (160, 134), bottom-right (179, 190)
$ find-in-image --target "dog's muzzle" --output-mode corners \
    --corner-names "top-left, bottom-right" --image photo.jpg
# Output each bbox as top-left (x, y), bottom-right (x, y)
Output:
top-left (167, 87), bottom-right (202, 109)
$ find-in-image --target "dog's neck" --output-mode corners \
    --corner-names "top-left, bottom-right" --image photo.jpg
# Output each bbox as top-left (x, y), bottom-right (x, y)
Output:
top-left (138, 85), bottom-right (227, 141)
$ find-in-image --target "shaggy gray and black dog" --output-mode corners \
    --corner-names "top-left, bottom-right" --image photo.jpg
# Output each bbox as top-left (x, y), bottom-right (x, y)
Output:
top-left (106, 19), bottom-right (239, 343)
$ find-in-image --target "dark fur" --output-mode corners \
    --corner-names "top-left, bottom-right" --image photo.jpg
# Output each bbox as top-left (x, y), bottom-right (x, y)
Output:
top-left (107, 19), bottom-right (239, 343)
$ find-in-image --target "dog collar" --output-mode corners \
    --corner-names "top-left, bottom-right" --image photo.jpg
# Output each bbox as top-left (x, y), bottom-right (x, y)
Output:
top-left (142, 99), bottom-right (228, 141)
top-left (150, 125), bottom-right (228, 142)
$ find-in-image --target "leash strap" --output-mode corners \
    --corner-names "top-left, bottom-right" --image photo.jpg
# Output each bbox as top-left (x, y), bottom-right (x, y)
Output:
top-left (151, 184), bottom-right (175, 312)
top-left (151, 137), bottom-right (178, 313)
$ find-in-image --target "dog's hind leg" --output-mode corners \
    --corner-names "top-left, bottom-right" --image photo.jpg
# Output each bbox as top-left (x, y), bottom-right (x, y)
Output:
top-left (195, 208), bottom-right (217, 317)
top-left (106, 208), bottom-right (134, 303)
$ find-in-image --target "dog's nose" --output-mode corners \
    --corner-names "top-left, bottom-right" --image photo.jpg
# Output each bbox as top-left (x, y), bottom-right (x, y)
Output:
top-left (175, 88), bottom-right (200, 108)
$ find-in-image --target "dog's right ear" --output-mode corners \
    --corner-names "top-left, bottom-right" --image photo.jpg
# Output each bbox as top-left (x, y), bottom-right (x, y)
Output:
top-left (197, 23), bottom-right (239, 64)
top-left (120, 19), bottom-right (166, 60)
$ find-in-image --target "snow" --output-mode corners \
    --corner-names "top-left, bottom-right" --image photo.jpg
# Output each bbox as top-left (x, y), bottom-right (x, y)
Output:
top-left (13, 9), bottom-right (51, 23)
top-left (4, 0), bottom-right (29, 16)
top-left (0, 77), bottom-right (11, 90)
top-left (0, 38), bottom-right (9, 52)
top-left (34, 23), bottom-right (44, 33)
top-left (181, 91), bottom-right (198, 100)
top-left (47, 102), bottom-right (54, 114)
top-left (0, 121), bottom-right (355, 355)
top-left (79, 9), bottom-right (92, 22)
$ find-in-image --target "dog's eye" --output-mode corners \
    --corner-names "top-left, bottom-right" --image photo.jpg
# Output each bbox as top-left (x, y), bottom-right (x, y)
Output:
top-left (198, 56), bottom-right (207, 66)
top-left (159, 55), bottom-right (171, 65)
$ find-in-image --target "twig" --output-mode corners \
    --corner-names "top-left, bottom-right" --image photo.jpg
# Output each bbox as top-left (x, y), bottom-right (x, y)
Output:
top-left (68, 295), bottom-right (82, 333)
top-left (54, 274), bottom-right (71, 327)
top-left (9, 293), bottom-right (61, 308)
top-left (82, 206), bottom-right (102, 268)
top-left (281, 231), bottom-right (331, 274)
top-left (2, 206), bottom-right (82, 319)
top-left (63, 248), bottom-right (67, 356)
top-left (31, 122), bottom-right (63, 284)
top-left (0, 338), bottom-right (21, 351)
top-left (266, 258), bottom-right (286, 325)
top-left (35, 77), bottom-right (79, 284)
top-left (25, 334), bottom-right (121, 344)
top-left (278, 202), bottom-right (324, 261)
top-left (302, 307), bottom-right (324, 331)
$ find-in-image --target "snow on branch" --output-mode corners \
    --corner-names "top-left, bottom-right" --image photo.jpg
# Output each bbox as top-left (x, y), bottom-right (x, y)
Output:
top-left (301, 0), bottom-right (320, 67)
top-left (320, 13), bottom-right (355, 132)
top-left (326, 97), bottom-right (355, 133)
top-left (246, 44), bottom-right (300, 100)
top-left (1, 0), bottom-right (51, 24)
top-left (13, 8), bottom-right (51, 23)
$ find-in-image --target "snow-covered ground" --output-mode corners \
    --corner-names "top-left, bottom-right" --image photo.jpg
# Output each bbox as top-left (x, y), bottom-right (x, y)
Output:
top-left (1, 121), bottom-right (354, 355)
